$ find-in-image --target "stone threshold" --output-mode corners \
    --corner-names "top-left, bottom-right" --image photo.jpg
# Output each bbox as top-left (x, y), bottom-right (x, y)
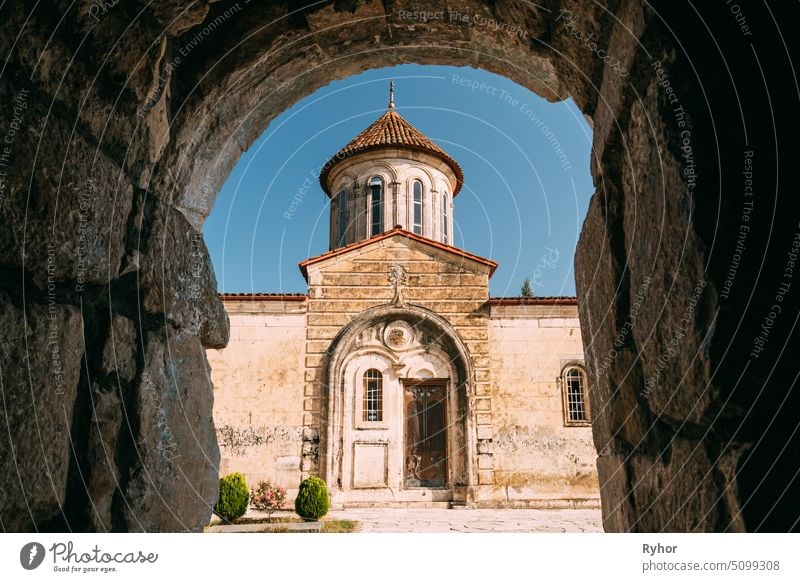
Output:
top-left (472, 498), bottom-right (601, 510)
top-left (336, 499), bottom-right (601, 510)
top-left (205, 521), bottom-right (322, 533)
top-left (341, 501), bottom-right (453, 509)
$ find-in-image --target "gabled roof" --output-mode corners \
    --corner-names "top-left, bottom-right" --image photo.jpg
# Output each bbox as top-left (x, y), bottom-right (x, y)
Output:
top-left (298, 227), bottom-right (497, 280)
top-left (319, 110), bottom-right (464, 196)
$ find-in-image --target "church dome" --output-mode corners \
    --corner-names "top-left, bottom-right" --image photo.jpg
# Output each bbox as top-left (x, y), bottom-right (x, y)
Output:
top-left (319, 103), bottom-right (463, 197)
top-left (321, 83), bottom-right (462, 251)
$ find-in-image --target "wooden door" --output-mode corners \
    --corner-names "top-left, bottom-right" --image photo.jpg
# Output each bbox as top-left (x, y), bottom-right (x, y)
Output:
top-left (403, 381), bottom-right (447, 488)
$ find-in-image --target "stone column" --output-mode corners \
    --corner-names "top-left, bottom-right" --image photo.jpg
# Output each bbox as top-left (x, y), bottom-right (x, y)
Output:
top-left (431, 189), bottom-right (439, 240)
top-left (391, 180), bottom-right (400, 229)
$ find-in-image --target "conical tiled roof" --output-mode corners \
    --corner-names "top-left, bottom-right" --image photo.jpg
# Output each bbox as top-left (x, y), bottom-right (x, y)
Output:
top-left (319, 109), bottom-right (464, 196)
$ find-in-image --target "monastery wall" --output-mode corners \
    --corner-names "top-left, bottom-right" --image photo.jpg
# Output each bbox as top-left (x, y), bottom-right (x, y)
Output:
top-left (207, 297), bottom-right (307, 496)
top-left (487, 302), bottom-right (600, 507)
top-left (208, 249), bottom-right (600, 508)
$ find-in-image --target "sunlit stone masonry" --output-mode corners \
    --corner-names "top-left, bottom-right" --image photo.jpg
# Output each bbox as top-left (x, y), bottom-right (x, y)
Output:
top-left (207, 88), bottom-right (599, 509)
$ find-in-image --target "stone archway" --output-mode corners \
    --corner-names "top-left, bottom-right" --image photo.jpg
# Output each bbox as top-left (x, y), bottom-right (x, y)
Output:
top-left (322, 303), bottom-right (476, 507)
top-left (0, 1), bottom-right (797, 531)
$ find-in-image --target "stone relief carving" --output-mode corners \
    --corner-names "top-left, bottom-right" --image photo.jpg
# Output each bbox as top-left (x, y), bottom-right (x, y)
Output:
top-left (382, 320), bottom-right (415, 352)
top-left (388, 263), bottom-right (408, 305)
top-left (388, 327), bottom-right (405, 346)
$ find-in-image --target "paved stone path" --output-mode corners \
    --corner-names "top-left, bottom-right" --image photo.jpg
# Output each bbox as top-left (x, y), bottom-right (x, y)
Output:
top-left (326, 508), bottom-right (603, 533)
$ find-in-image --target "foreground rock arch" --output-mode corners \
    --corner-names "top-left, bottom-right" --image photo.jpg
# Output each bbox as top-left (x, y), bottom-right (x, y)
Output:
top-left (0, 1), bottom-right (797, 531)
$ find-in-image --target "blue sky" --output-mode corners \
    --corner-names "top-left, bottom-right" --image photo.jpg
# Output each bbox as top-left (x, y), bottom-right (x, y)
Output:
top-left (204, 64), bottom-right (593, 296)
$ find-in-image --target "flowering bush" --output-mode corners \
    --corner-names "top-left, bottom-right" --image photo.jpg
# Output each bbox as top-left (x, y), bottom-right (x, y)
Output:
top-left (250, 481), bottom-right (287, 521)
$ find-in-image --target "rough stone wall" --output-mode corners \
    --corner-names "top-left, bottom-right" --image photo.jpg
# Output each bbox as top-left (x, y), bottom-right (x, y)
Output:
top-left (488, 303), bottom-right (598, 507)
top-left (0, 292), bottom-right (84, 531)
top-left (1, 0), bottom-right (795, 531)
top-left (303, 235), bottom-right (494, 485)
top-left (0, 2), bottom-right (229, 530)
top-left (570, 3), bottom-right (799, 531)
top-left (207, 299), bottom-right (307, 497)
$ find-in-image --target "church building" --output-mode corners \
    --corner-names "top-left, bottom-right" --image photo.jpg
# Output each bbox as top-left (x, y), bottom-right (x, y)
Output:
top-left (207, 85), bottom-right (600, 509)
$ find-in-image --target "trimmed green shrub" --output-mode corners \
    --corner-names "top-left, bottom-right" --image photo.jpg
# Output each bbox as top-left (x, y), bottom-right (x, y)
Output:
top-left (214, 473), bottom-right (249, 522)
top-left (294, 476), bottom-right (329, 520)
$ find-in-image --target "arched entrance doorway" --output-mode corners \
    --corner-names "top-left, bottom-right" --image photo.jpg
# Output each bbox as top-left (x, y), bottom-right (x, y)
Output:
top-left (323, 305), bottom-right (475, 507)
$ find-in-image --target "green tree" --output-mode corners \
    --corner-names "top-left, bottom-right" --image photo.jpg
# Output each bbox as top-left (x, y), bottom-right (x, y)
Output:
top-left (520, 277), bottom-right (533, 297)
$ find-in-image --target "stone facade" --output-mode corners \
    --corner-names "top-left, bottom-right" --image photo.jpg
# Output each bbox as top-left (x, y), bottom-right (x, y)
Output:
top-left (305, 231), bottom-right (494, 506)
top-left (209, 231), bottom-right (598, 508)
top-left (488, 302), bottom-right (597, 506)
top-left (206, 296), bottom-right (307, 498)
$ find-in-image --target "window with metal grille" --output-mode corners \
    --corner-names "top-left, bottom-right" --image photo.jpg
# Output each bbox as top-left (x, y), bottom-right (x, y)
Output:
top-left (441, 191), bottom-right (448, 244)
top-left (362, 368), bottom-right (383, 422)
top-left (564, 367), bottom-right (589, 423)
top-left (337, 188), bottom-right (347, 245)
top-left (412, 180), bottom-right (423, 235)
top-left (369, 176), bottom-right (383, 236)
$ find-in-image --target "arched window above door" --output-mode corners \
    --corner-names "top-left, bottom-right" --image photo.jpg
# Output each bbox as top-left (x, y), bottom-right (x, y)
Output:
top-left (362, 368), bottom-right (383, 422)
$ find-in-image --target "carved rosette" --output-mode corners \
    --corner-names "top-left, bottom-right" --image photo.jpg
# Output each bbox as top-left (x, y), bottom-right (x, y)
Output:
top-left (382, 320), bottom-right (414, 352)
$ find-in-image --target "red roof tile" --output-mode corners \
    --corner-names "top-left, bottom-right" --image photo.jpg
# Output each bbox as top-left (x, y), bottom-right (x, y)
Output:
top-left (298, 227), bottom-right (497, 280)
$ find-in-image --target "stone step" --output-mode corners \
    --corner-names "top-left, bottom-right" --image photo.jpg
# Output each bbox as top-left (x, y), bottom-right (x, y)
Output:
top-left (206, 521), bottom-right (322, 533)
top-left (343, 501), bottom-right (452, 509)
